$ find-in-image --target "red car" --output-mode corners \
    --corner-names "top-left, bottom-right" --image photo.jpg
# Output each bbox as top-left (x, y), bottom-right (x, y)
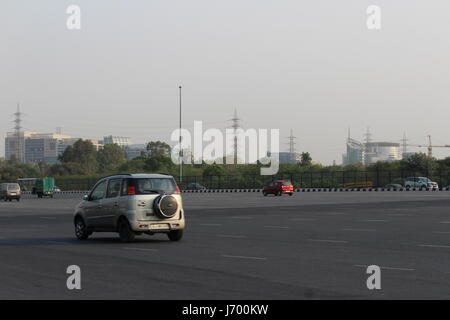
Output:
top-left (262, 180), bottom-right (294, 196)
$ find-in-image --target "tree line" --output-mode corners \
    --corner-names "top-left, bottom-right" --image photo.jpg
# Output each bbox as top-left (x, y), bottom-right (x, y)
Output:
top-left (2, 139), bottom-right (450, 183)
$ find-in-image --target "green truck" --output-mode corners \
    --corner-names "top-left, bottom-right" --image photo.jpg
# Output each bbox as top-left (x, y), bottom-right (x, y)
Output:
top-left (32, 177), bottom-right (55, 198)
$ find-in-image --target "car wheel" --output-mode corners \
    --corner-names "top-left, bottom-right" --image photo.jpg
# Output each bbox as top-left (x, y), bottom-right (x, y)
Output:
top-left (288, 193), bottom-right (293, 196)
top-left (118, 219), bottom-right (135, 243)
top-left (168, 230), bottom-right (183, 241)
top-left (75, 217), bottom-right (90, 240)
top-left (277, 191), bottom-right (282, 196)
top-left (263, 191), bottom-right (267, 197)
top-left (16, 198), bottom-right (20, 202)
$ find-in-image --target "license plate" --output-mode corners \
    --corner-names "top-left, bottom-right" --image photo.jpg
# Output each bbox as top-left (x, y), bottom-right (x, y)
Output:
top-left (150, 224), bottom-right (169, 230)
top-left (10, 193), bottom-right (16, 195)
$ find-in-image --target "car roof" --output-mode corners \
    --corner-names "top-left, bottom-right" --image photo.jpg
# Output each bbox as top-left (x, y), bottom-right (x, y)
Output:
top-left (104, 173), bottom-right (174, 179)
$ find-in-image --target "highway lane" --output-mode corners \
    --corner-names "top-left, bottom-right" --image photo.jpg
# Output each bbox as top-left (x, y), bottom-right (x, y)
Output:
top-left (0, 193), bottom-right (450, 299)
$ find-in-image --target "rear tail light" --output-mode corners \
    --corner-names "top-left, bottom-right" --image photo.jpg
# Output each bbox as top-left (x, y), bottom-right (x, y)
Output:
top-left (127, 186), bottom-right (136, 195)
top-left (175, 185), bottom-right (181, 194)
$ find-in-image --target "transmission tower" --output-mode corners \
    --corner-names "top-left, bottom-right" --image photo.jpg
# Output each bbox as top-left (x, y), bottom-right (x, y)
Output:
top-left (229, 109), bottom-right (241, 164)
top-left (401, 132), bottom-right (408, 154)
top-left (287, 129), bottom-right (296, 153)
top-left (363, 127), bottom-right (372, 165)
top-left (364, 126), bottom-right (372, 145)
top-left (13, 103), bottom-right (23, 162)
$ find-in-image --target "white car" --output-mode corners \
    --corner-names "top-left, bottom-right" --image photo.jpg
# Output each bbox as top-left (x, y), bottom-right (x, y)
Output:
top-left (404, 177), bottom-right (438, 189)
top-left (73, 173), bottom-right (185, 242)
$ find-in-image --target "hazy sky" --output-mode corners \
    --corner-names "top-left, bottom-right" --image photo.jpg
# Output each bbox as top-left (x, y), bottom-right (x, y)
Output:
top-left (1, 0), bottom-right (450, 164)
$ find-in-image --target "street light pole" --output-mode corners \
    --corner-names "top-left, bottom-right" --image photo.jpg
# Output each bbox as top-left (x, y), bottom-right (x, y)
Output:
top-left (179, 85), bottom-right (182, 182)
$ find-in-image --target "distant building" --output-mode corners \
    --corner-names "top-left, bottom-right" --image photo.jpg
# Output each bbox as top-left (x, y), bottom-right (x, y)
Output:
top-left (342, 138), bottom-right (365, 165)
top-left (124, 144), bottom-right (147, 160)
top-left (4, 132), bottom-right (99, 163)
top-left (267, 152), bottom-right (301, 164)
top-left (57, 138), bottom-right (81, 157)
top-left (364, 142), bottom-right (401, 164)
top-left (342, 131), bottom-right (401, 165)
top-left (5, 132), bottom-right (27, 162)
top-left (102, 136), bottom-right (132, 148)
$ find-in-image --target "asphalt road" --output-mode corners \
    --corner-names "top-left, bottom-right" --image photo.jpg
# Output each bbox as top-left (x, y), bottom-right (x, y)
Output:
top-left (1, 192), bottom-right (450, 299)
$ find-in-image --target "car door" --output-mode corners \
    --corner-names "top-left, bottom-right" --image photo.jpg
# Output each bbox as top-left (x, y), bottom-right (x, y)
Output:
top-left (100, 179), bottom-right (123, 229)
top-left (83, 180), bottom-right (108, 227)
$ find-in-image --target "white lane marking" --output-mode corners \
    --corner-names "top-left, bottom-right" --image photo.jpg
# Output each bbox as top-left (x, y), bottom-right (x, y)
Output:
top-left (230, 216), bottom-right (254, 219)
top-left (123, 247), bottom-right (159, 252)
top-left (264, 225), bottom-right (290, 229)
top-left (199, 223), bottom-right (222, 226)
top-left (222, 254), bottom-right (266, 260)
top-left (353, 264), bottom-right (415, 272)
top-left (418, 244), bottom-right (450, 249)
top-left (39, 217), bottom-right (56, 220)
top-left (291, 218), bottom-right (316, 221)
top-left (307, 239), bottom-right (348, 244)
top-left (218, 234), bottom-right (247, 239)
top-left (327, 212), bottom-right (347, 215)
top-left (360, 219), bottom-right (388, 222)
top-left (342, 228), bottom-right (376, 232)
top-left (45, 240), bottom-right (70, 244)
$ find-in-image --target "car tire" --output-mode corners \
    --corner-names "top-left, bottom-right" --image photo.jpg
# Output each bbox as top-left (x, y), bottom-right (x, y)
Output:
top-left (263, 191), bottom-right (267, 197)
top-left (75, 217), bottom-right (90, 240)
top-left (168, 230), bottom-right (183, 241)
top-left (277, 191), bottom-right (282, 196)
top-left (118, 219), bottom-right (135, 243)
top-left (288, 193), bottom-right (293, 196)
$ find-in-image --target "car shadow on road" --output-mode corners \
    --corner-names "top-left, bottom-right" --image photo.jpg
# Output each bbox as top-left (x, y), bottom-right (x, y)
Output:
top-left (0, 236), bottom-right (170, 246)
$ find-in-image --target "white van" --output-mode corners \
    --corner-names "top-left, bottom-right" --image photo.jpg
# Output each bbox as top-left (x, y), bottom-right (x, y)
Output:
top-left (0, 183), bottom-right (21, 201)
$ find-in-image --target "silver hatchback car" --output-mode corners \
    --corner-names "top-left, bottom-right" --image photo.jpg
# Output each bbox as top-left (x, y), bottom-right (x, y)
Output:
top-left (73, 174), bottom-right (185, 242)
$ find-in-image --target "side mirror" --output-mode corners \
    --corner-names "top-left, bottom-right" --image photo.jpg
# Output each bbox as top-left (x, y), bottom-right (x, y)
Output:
top-left (83, 195), bottom-right (89, 201)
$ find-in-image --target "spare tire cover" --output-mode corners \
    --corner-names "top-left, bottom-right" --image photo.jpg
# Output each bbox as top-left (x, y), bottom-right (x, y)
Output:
top-left (154, 195), bottom-right (178, 218)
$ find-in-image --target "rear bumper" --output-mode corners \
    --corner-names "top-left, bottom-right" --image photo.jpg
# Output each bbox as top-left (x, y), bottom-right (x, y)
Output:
top-left (263, 189), bottom-right (293, 194)
top-left (129, 210), bottom-right (185, 232)
top-left (131, 219), bottom-right (185, 232)
top-left (4, 195), bottom-right (20, 199)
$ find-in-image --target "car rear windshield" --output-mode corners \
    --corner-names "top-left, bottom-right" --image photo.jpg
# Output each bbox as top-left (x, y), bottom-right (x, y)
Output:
top-left (282, 181), bottom-right (292, 186)
top-left (7, 184), bottom-right (20, 191)
top-left (131, 178), bottom-right (176, 194)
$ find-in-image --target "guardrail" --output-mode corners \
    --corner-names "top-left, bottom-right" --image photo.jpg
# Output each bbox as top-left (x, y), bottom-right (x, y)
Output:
top-left (19, 187), bottom-right (450, 196)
